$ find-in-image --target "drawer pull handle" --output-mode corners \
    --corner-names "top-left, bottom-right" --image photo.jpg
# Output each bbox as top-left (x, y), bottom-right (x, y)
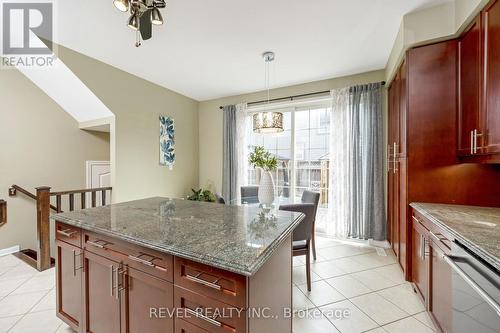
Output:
top-left (72, 250), bottom-right (83, 276)
top-left (186, 274), bottom-right (221, 290)
top-left (430, 231), bottom-right (446, 242)
top-left (411, 216), bottom-right (419, 223)
top-left (86, 240), bottom-right (109, 249)
top-left (184, 308), bottom-right (222, 327)
top-left (110, 265), bottom-right (115, 297)
top-left (128, 253), bottom-right (167, 272)
top-left (57, 229), bottom-right (77, 238)
top-left (128, 254), bottom-right (155, 267)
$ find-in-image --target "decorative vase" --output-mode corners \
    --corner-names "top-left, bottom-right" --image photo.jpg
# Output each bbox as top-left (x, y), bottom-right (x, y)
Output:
top-left (258, 170), bottom-right (275, 206)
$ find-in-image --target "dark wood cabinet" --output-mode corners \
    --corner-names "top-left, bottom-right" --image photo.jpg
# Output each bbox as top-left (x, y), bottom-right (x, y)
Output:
top-left (458, 16), bottom-right (482, 156)
top-left (174, 286), bottom-right (246, 333)
top-left (55, 221), bottom-right (293, 333)
top-left (457, 0), bottom-right (500, 161)
top-left (410, 215), bottom-right (428, 304)
top-left (429, 237), bottom-right (452, 333)
top-left (389, 34), bottom-right (500, 282)
top-left (411, 209), bottom-right (453, 333)
top-left (484, 0), bottom-right (500, 156)
top-left (388, 61), bottom-right (408, 274)
top-left (83, 250), bottom-right (121, 333)
top-left (121, 266), bottom-right (174, 333)
top-left (174, 257), bottom-right (247, 309)
top-left (175, 319), bottom-right (211, 333)
top-left (56, 240), bottom-right (83, 333)
top-left (398, 60), bottom-right (408, 272)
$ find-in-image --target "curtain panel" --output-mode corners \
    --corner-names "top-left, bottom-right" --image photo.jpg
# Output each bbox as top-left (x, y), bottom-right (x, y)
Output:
top-left (222, 104), bottom-right (247, 203)
top-left (329, 83), bottom-right (386, 241)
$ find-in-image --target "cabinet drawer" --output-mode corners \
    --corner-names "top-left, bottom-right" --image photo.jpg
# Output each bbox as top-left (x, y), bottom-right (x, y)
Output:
top-left (56, 222), bottom-right (81, 248)
top-left (83, 231), bottom-right (173, 282)
top-left (174, 257), bottom-right (246, 308)
top-left (411, 210), bottom-right (452, 252)
top-left (174, 286), bottom-right (246, 333)
top-left (175, 318), bottom-right (210, 333)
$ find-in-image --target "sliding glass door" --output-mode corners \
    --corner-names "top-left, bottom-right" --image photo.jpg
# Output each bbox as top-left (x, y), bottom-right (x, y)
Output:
top-left (246, 104), bottom-right (331, 234)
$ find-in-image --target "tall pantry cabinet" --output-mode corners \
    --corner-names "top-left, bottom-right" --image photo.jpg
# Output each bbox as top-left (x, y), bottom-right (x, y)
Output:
top-left (388, 0), bottom-right (500, 282)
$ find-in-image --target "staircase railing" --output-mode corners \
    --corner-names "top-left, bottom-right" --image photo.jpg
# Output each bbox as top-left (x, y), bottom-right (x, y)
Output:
top-left (8, 184), bottom-right (112, 271)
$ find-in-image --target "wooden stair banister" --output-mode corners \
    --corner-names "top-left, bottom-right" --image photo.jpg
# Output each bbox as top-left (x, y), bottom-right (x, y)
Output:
top-left (0, 200), bottom-right (6, 227)
top-left (9, 184), bottom-right (58, 211)
top-left (36, 187), bottom-right (51, 271)
top-left (8, 184), bottom-right (112, 271)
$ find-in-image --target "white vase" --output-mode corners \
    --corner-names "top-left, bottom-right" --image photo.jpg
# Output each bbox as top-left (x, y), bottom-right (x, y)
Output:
top-left (258, 170), bottom-right (275, 206)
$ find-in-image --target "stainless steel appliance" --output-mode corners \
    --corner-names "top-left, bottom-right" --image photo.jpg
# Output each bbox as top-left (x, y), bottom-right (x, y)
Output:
top-left (442, 241), bottom-right (500, 333)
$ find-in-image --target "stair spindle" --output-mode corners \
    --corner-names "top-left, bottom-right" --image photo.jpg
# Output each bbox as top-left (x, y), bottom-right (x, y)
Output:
top-left (69, 194), bottom-right (74, 211)
top-left (56, 195), bottom-right (62, 213)
top-left (91, 191), bottom-right (96, 208)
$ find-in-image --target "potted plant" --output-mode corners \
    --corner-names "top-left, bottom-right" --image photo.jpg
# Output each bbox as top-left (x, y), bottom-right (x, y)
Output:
top-left (187, 188), bottom-right (216, 202)
top-left (249, 146), bottom-right (278, 205)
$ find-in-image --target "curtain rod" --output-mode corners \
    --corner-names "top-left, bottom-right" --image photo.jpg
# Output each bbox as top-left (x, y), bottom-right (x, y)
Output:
top-left (219, 81), bottom-right (385, 110)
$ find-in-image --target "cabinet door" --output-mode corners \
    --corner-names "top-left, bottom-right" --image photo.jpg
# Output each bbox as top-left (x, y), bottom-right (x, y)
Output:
top-left (56, 240), bottom-right (82, 332)
top-left (430, 240), bottom-right (452, 333)
top-left (484, 0), bottom-right (500, 155)
top-left (398, 62), bottom-right (408, 274)
top-left (411, 217), bottom-right (428, 304)
top-left (398, 60), bottom-right (407, 158)
top-left (83, 250), bottom-right (121, 333)
top-left (387, 83), bottom-right (395, 245)
top-left (388, 75), bottom-right (400, 259)
top-left (458, 17), bottom-right (481, 156)
top-left (121, 267), bottom-right (174, 333)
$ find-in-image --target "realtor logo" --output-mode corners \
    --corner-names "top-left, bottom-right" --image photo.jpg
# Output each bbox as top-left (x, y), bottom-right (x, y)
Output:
top-left (1, 0), bottom-right (55, 68)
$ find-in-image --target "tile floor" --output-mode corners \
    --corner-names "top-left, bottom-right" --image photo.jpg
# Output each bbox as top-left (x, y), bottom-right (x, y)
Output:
top-left (292, 236), bottom-right (437, 333)
top-left (0, 236), bottom-right (437, 333)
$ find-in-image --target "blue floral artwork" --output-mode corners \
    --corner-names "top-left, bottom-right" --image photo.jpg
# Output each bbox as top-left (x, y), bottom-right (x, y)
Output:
top-left (159, 115), bottom-right (175, 168)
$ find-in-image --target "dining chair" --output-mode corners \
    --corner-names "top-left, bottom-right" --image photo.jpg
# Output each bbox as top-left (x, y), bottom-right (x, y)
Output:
top-left (279, 203), bottom-right (315, 291)
top-left (215, 193), bottom-right (225, 204)
top-left (240, 186), bottom-right (259, 204)
top-left (301, 190), bottom-right (320, 261)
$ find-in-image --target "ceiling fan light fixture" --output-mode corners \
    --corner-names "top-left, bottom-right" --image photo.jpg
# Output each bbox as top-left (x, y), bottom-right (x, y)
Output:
top-left (151, 7), bottom-right (163, 25)
top-left (127, 13), bottom-right (139, 31)
top-left (113, 0), bottom-right (129, 12)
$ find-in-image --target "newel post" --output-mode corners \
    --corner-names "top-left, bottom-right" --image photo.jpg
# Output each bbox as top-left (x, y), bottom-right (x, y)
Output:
top-left (36, 186), bottom-right (51, 271)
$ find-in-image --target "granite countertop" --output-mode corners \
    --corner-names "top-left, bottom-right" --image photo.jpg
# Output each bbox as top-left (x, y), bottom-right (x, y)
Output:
top-left (50, 197), bottom-right (304, 276)
top-left (410, 202), bottom-right (500, 270)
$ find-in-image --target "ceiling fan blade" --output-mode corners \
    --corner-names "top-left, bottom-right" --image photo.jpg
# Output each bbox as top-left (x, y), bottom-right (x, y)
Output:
top-left (139, 9), bottom-right (152, 40)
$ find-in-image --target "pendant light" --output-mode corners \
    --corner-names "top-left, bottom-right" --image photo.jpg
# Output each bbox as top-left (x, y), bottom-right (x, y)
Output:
top-left (253, 52), bottom-right (284, 134)
top-left (151, 7), bottom-right (164, 25)
top-left (127, 12), bottom-right (139, 31)
top-left (113, 0), bottom-right (129, 12)
top-left (112, 0), bottom-right (167, 47)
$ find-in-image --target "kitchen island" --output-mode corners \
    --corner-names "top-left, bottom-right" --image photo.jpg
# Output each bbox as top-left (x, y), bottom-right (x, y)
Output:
top-left (50, 197), bottom-right (304, 333)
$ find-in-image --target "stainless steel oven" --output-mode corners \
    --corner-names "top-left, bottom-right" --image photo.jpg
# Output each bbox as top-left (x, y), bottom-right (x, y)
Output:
top-left (441, 241), bottom-right (500, 333)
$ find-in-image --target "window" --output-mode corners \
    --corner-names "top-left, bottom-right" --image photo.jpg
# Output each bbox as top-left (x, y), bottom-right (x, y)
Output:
top-left (246, 105), bottom-right (331, 233)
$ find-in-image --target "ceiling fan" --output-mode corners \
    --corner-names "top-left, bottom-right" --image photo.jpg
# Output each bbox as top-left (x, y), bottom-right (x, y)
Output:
top-left (113, 0), bottom-right (166, 47)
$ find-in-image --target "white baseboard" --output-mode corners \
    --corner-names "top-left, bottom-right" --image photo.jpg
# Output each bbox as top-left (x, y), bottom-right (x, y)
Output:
top-left (0, 245), bottom-right (20, 257)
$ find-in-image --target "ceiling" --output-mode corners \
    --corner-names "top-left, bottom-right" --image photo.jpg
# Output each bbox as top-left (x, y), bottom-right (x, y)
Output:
top-left (54, 0), bottom-right (450, 101)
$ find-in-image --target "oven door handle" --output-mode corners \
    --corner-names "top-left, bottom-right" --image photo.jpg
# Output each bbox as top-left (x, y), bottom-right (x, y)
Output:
top-left (443, 255), bottom-right (500, 316)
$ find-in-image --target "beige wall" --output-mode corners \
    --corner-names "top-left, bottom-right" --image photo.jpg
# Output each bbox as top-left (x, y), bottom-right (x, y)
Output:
top-left (0, 69), bottom-right (110, 252)
top-left (385, 0), bottom-right (489, 83)
top-left (57, 46), bottom-right (200, 203)
top-left (198, 70), bottom-right (386, 193)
